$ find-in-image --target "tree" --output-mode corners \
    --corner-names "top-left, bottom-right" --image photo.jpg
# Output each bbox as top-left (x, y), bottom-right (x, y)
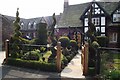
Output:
top-left (10, 8), bottom-right (22, 57)
top-left (36, 23), bottom-right (47, 45)
top-left (48, 13), bottom-right (57, 46)
top-left (86, 5), bottom-right (97, 43)
top-left (50, 13), bottom-right (56, 36)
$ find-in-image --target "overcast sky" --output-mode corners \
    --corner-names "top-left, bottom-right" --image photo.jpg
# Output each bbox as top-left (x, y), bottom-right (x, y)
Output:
top-left (0, 0), bottom-right (100, 19)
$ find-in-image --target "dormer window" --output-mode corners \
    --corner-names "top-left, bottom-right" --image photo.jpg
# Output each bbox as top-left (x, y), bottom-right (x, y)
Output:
top-left (20, 22), bottom-right (24, 30)
top-left (113, 9), bottom-right (120, 22)
top-left (28, 22), bottom-right (33, 29)
top-left (33, 22), bottom-right (36, 29)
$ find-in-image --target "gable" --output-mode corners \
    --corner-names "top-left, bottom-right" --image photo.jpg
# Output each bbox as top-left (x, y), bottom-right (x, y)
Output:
top-left (112, 5), bottom-right (120, 22)
top-left (40, 17), bottom-right (47, 24)
top-left (81, 2), bottom-right (108, 19)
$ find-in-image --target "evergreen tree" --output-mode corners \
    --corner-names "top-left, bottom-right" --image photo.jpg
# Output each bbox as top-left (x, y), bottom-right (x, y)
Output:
top-left (13, 8), bottom-right (22, 38)
top-left (10, 8), bottom-right (22, 57)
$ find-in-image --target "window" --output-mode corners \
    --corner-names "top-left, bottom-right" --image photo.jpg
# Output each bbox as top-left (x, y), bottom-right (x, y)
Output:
top-left (96, 27), bottom-right (100, 31)
top-left (84, 27), bottom-right (88, 33)
top-left (113, 14), bottom-right (120, 22)
top-left (28, 23), bottom-right (31, 29)
top-left (101, 17), bottom-right (105, 25)
top-left (110, 33), bottom-right (118, 43)
top-left (28, 23), bottom-right (33, 29)
top-left (101, 27), bottom-right (105, 33)
top-left (92, 18), bottom-right (99, 25)
top-left (113, 9), bottom-right (120, 22)
top-left (20, 23), bottom-right (24, 30)
top-left (33, 22), bottom-right (36, 29)
top-left (84, 18), bottom-right (88, 26)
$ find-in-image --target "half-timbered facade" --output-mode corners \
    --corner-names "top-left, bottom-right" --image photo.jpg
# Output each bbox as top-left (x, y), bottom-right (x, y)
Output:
top-left (56, 0), bottom-right (120, 48)
top-left (80, 2), bottom-right (106, 36)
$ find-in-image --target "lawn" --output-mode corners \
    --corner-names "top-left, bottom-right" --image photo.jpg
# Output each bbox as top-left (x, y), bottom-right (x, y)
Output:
top-left (100, 51), bottom-right (120, 79)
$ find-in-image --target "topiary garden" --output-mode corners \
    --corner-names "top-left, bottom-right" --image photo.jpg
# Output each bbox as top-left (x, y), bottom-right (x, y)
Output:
top-left (6, 9), bottom-right (79, 72)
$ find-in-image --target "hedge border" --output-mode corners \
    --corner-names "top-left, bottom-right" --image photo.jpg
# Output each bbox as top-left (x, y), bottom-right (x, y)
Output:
top-left (7, 58), bottom-right (57, 72)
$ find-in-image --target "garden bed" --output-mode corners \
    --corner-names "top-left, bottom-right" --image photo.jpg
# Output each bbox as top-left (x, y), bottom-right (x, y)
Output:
top-left (7, 58), bottom-right (57, 72)
top-left (100, 51), bottom-right (120, 79)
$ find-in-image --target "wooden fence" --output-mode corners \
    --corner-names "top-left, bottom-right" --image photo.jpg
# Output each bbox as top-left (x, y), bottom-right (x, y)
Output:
top-left (5, 39), bottom-right (62, 72)
top-left (81, 42), bottom-right (89, 75)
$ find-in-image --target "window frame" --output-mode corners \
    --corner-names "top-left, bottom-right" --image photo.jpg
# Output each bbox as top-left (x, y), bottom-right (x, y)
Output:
top-left (113, 9), bottom-right (120, 22)
top-left (109, 33), bottom-right (118, 43)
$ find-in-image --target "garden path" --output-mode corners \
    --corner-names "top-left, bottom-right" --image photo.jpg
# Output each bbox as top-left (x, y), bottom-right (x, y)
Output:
top-left (61, 50), bottom-right (85, 78)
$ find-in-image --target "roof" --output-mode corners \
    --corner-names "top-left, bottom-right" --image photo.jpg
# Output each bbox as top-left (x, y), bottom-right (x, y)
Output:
top-left (57, 1), bottom-right (119, 28)
top-left (2, 14), bottom-right (61, 30)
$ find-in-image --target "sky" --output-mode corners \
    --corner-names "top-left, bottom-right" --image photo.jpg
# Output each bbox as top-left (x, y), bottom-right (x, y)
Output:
top-left (0, 0), bottom-right (100, 19)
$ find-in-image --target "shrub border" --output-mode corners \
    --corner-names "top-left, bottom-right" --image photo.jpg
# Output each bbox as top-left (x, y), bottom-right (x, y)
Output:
top-left (7, 58), bottom-right (57, 72)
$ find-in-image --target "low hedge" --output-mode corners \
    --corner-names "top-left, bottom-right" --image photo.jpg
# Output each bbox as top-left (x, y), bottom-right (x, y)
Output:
top-left (7, 58), bottom-right (57, 72)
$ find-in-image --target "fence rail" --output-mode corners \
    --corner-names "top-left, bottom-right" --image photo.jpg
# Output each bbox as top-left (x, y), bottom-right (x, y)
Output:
top-left (98, 47), bottom-right (120, 51)
top-left (5, 39), bottom-right (62, 72)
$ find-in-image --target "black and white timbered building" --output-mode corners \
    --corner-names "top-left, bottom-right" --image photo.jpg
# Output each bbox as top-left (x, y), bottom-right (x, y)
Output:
top-left (56, 0), bottom-right (120, 48)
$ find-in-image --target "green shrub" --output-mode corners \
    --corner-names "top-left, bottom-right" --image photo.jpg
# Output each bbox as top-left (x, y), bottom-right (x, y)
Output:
top-left (11, 52), bottom-right (19, 58)
top-left (97, 36), bottom-right (109, 47)
top-left (22, 50), bottom-right (40, 61)
top-left (70, 40), bottom-right (77, 47)
top-left (62, 55), bottom-right (68, 66)
top-left (110, 70), bottom-right (120, 79)
top-left (19, 37), bottom-right (31, 44)
top-left (70, 40), bottom-right (77, 50)
top-left (7, 58), bottom-right (57, 72)
top-left (35, 23), bottom-right (47, 45)
top-left (91, 41), bottom-right (99, 49)
top-left (88, 67), bottom-right (95, 76)
top-left (40, 47), bottom-right (46, 53)
top-left (59, 36), bottom-right (70, 48)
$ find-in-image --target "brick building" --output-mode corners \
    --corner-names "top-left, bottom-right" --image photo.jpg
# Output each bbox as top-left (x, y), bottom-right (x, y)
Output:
top-left (55, 0), bottom-right (120, 48)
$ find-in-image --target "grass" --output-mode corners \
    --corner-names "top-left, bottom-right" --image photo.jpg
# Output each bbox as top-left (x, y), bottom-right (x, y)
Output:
top-left (113, 53), bottom-right (120, 70)
top-left (100, 51), bottom-right (120, 78)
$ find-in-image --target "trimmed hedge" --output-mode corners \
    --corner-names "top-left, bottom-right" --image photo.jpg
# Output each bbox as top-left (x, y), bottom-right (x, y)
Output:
top-left (59, 36), bottom-right (70, 48)
top-left (7, 58), bottom-right (57, 72)
top-left (97, 36), bottom-right (109, 47)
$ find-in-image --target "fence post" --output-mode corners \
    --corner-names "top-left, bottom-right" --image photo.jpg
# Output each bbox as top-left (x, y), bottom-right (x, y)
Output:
top-left (5, 39), bottom-right (9, 63)
top-left (83, 42), bottom-right (89, 75)
top-left (56, 42), bottom-right (61, 72)
top-left (96, 48), bottom-right (100, 74)
top-left (81, 46), bottom-right (84, 67)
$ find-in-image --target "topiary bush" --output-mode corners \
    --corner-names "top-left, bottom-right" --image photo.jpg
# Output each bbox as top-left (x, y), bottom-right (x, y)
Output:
top-left (91, 41), bottom-right (100, 49)
top-left (58, 36), bottom-right (70, 48)
top-left (22, 50), bottom-right (40, 61)
top-left (97, 36), bottom-right (109, 47)
top-left (70, 40), bottom-right (78, 50)
top-left (35, 23), bottom-right (47, 45)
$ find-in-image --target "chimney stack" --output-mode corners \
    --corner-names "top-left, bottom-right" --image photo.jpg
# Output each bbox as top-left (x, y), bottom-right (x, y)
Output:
top-left (64, 0), bottom-right (69, 11)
